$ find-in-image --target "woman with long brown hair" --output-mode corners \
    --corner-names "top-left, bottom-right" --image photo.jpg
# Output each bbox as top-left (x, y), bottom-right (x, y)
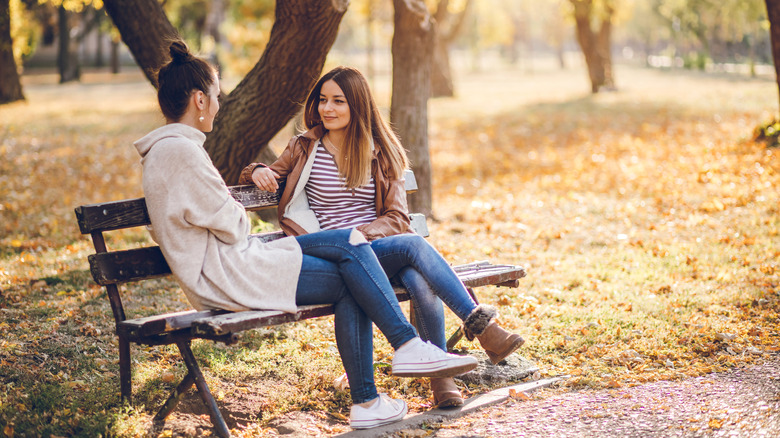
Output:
top-left (240, 66), bottom-right (525, 408)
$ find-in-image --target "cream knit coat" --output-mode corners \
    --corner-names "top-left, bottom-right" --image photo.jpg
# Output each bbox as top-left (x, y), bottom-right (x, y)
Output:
top-left (134, 124), bottom-right (303, 312)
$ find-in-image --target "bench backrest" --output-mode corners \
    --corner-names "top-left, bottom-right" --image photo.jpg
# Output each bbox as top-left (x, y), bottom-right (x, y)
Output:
top-left (75, 170), bottom-right (424, 324)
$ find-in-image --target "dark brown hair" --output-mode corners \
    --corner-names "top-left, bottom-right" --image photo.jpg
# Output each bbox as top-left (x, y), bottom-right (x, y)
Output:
top-left (155, 40), bottom-right (217, 122)
top-left (303, 66), bottom-right (408, 188)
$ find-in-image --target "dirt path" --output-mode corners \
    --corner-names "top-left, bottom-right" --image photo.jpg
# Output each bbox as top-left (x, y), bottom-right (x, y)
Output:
top-left (425, 356), bottom-right (780, 438)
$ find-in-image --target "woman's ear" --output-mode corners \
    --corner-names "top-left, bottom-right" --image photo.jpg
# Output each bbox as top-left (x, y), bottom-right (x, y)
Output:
top-left (192, 90), bottom-right (206, 110)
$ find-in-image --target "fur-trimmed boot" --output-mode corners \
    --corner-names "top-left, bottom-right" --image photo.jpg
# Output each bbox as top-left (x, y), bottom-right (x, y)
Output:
top-left (430, 377), bottom-right (464, 408)
top-left (463, 305), bottom-right (525, 365)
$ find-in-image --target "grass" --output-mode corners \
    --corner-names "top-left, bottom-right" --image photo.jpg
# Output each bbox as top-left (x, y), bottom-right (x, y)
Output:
top-left (1, 61), bottom-right (779, 437)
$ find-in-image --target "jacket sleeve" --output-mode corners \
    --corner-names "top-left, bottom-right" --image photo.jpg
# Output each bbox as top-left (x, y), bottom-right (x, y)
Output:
top-left (237, 136), bottom-right (299, 185)
top-left (356, 175), bottom-right (412, 241)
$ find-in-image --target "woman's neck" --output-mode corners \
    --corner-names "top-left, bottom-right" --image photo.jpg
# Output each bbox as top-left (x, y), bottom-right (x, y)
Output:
top-left (326, 130), bottom-right (346, 150)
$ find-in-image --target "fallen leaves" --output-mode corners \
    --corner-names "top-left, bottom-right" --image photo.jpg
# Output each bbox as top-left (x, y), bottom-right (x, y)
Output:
top-left (508, 388), bottom-right (531, 400)
top-left (1, 67), bottom-right (779, 436)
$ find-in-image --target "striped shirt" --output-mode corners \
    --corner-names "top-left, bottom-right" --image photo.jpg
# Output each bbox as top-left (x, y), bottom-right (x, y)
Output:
top-left (305, 141), bottom-right (377, 230)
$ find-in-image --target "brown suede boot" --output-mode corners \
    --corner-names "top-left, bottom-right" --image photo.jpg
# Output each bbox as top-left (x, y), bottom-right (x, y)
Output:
top-left (463, 305), bottom-right (525, 365)
top-left (430, 377), bottom-right (464, 408)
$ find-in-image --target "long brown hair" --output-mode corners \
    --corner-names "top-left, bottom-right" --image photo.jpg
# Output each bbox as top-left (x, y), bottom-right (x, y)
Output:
top-left (303, 66), bottom-right (408, 189)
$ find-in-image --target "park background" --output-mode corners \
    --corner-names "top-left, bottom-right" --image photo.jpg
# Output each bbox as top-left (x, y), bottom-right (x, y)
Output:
top-left (1, 0), bottom-right (780, 436)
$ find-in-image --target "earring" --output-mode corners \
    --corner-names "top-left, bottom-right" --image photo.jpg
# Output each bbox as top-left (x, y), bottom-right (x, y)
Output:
top-left (199, 115), bottom-right (205, 122)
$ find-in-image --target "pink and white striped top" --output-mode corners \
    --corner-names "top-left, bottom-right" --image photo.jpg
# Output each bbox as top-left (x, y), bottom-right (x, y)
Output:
top-left (305, 141), bottom-right (377, 230)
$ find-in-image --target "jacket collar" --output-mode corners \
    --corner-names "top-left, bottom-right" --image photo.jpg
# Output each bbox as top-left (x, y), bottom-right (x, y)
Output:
top-left (301, 124), bottom-right (327, 141)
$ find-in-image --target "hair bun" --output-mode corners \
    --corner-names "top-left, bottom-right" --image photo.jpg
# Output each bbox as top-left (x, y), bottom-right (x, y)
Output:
top-left (169, 40), bottom-right (193, 64)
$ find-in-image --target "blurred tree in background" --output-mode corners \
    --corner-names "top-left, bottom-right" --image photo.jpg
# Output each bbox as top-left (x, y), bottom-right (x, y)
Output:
top-left (650, 0), bottom-right (767, 71)
top-left (4, 0), bottom-right (776, 92)
top-left (2, 0), bottom-right (779, 182)
top-left (430, 0), bottom-right (472, 97)
top-left (569, 0), bottom-right (616, 93)
top-left (0, 0), bottom-right (24, 103)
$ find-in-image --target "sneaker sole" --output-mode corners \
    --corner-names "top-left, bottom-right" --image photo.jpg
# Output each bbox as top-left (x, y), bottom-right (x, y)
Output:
top-left (392, 360), bottom-right (477, 378)
top-left (350, 406), bottom-right (407, 429)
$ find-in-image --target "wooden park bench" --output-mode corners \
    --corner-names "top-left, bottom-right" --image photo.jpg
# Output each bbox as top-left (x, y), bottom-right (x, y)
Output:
top-left (74, 170), bottom-right (525, 437)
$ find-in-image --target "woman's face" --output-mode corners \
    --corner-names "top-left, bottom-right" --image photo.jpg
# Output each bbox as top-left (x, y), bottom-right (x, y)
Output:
top-left (201, 75), bottom-right (221, 132)
top-left (318, 79), bottom-right (351, 134)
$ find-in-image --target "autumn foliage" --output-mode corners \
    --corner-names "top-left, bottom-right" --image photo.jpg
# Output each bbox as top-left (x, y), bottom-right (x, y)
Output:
top-left (0, 65), bottom-right (778, 436)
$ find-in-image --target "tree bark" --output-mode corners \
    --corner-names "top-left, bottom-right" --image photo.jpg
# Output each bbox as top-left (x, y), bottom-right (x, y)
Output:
top-left (430, 0), bottom-right (471, 98)
top-left (431, 39), bottom-right (454, 97)
top-left (392, 0), bottom-right (435, 217)
top-left (203, 0), bottom-right (226, 70)
top-left (103, 0), bottom-right (348, 183)
top-left (570, 0), bottom-right (614, 93)
top-left (103, 0), bottom-right (179, 87)
top-left (206, 0), bottom-right (348, 184)
top-left (766, 0), bottom-right (780, 116)
top-left (58, 6), bottom-right (80, 83)
top-left (596, 2), bottom-right (615, 90)
top-left (110, 37), bottom-right (120, 74)
top-left (0, 0), bottom-right (24, 104)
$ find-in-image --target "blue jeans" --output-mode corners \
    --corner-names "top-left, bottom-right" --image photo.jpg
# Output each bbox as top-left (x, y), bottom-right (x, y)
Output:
top-left (371, 234), bottom-right (478, 351)
top-left (293, 229), bottom-right (418, 403)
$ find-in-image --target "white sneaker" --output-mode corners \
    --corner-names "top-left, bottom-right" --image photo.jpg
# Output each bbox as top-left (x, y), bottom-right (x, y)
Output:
top-left (350, 393), bottom-right (407, 429)
top-left (392, 337), bottom-right (478, 378)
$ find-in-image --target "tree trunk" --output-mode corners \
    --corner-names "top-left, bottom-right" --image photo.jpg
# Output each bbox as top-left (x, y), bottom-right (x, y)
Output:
top-left (110, 37), bottom-right (120, 73)
top-left (203, 0), bottom-right (226, 70)
top-left (103, 0), bottom-right (179, 87)
top-left (104, 0), bottom-right (348, 183)
top-left (0, 0), bottom-right (24, 104)
top-left (766, 0), bottom-right (780, 116)
top-left (431, 38), bottom-right (454, 97)
top-left (58, 6), bottom-right (80, 83)
top-left (596, 2), bottom-right (615, 90)
top-left (430, 0), bottom-right (471, 98)
top-left (206, 0), bottom-right (348, 184)
top-left (392, 0), bottom-right (435, 217)
top-left (96, 15), bottom-right (105, 68)
top-left (571, 0), bottom-right (605, 93)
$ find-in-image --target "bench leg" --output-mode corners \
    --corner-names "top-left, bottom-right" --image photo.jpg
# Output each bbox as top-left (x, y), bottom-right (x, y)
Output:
top-left (445, 287), bottom-right (480, 352)
top-left (119, 336), bottom-right (132, 404)
top-left (177, 340), bottom-right (231, 438)
top-left (154, 371), bottom-right (196, 422)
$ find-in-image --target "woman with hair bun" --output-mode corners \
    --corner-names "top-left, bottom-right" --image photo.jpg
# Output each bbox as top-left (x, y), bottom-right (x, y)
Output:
top-left (134, 40), bottom-right (477, 430)
top-left (240, 66), bottom-right (526, 409)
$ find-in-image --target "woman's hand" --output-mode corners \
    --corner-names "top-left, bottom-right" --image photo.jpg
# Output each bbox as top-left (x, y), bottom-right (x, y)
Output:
top-left (251, 167), bottom-right (281, 192)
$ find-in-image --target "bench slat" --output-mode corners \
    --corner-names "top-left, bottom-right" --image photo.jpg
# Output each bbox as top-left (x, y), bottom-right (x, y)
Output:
top-left (192, 288), bottom-right (410, 337)
top-left (117, 309), bottom-right (229, 338)
top-left (192, 305), bottom-right (335, 336)
top-left (89, 246), bottom-right (171, 285)
top-left (75, 198), bottom-right (149, 234)
top-left (459, 265), bottom-right (526, 288)
top-left (186, 261), bottom-right (521, 338)
top-left (228, 184), bottom-right (282, 211)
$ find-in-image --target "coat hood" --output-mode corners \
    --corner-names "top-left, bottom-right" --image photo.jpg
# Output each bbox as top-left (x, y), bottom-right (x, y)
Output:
top-left (134, 123), bottom-right (207, 158)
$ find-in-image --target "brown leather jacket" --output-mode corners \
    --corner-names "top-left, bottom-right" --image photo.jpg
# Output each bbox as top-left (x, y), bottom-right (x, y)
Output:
top-left (239, 125), bottom-right (413, 241)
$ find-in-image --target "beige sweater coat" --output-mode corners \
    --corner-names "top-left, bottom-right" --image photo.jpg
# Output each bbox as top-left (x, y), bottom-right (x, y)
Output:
top-left (134, 124), bottom-right (303, 312)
